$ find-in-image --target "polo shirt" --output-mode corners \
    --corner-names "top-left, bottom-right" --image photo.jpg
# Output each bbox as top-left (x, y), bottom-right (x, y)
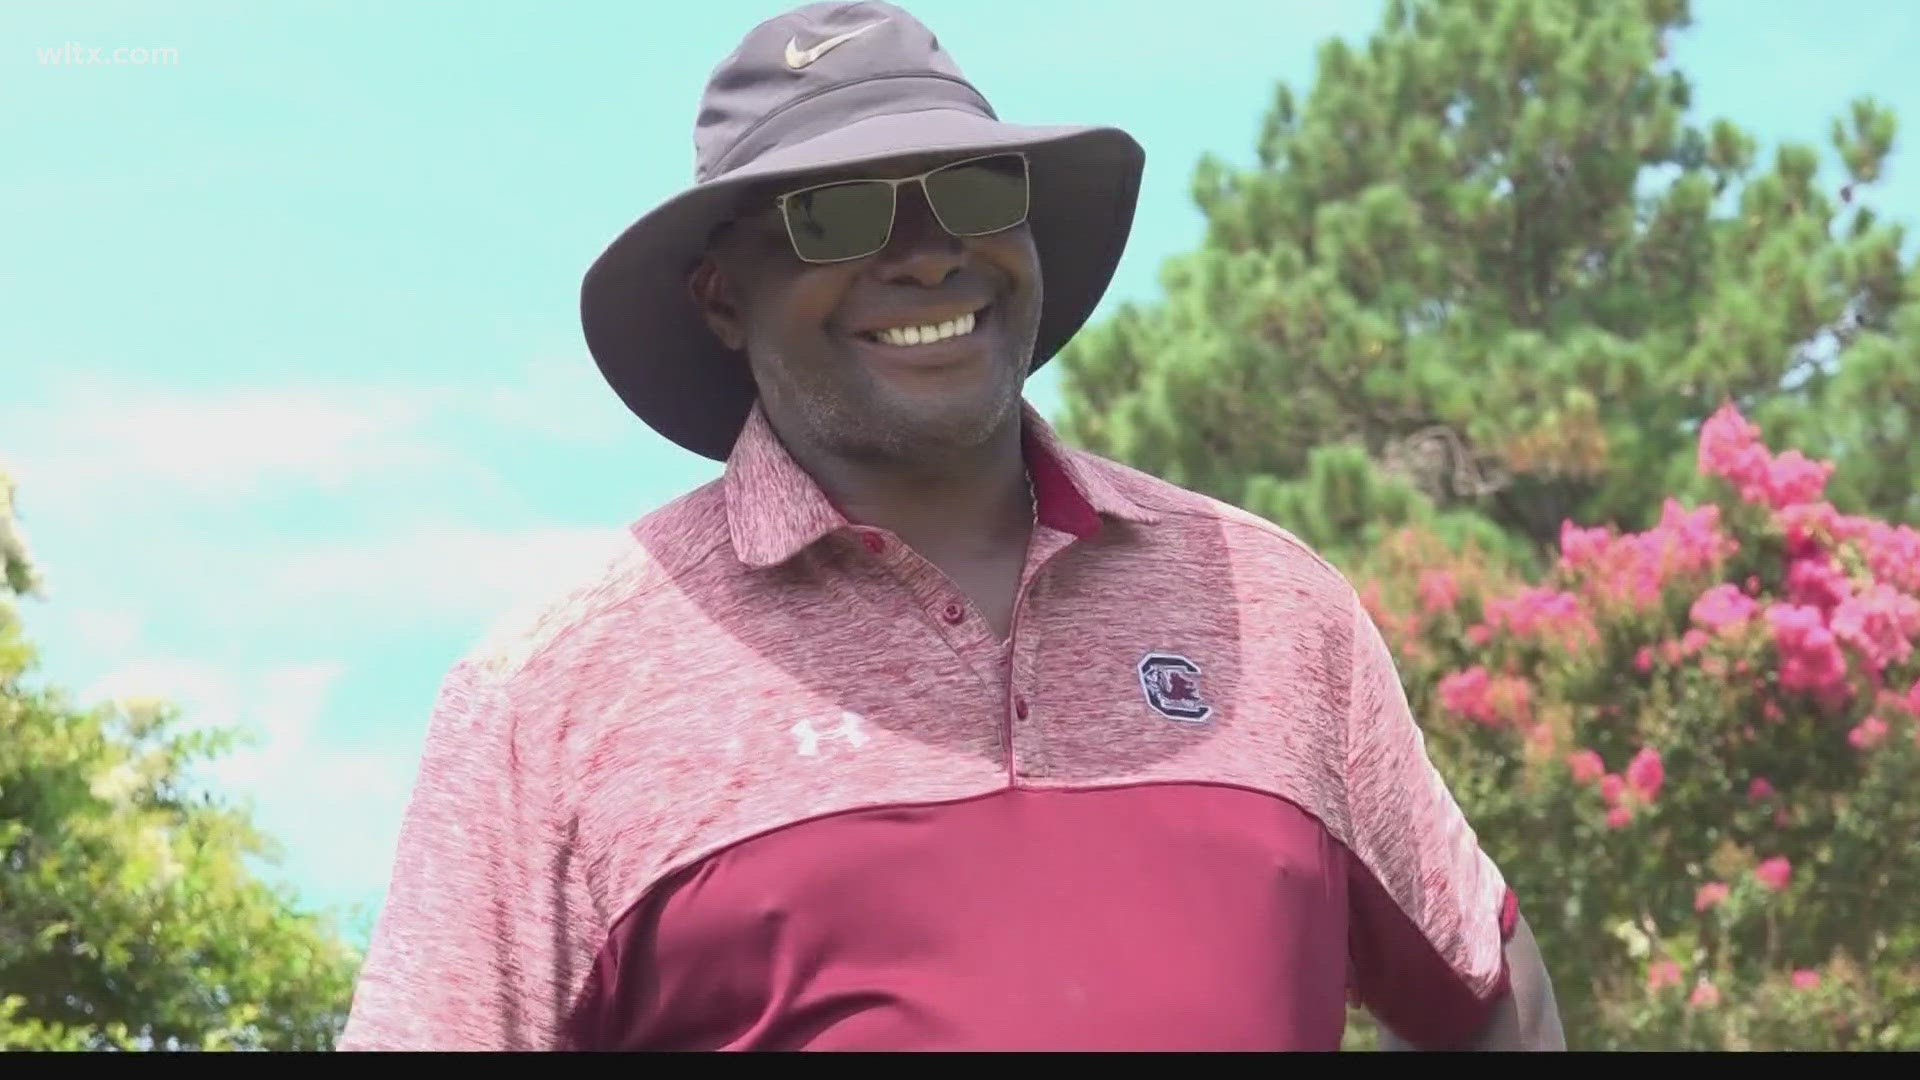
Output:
top-left (338, 399), bottom-right (1521, 1053)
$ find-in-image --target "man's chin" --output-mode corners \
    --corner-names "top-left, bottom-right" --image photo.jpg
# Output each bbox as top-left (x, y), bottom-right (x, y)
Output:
top-left (840, 385), bottom-right (1024, 458)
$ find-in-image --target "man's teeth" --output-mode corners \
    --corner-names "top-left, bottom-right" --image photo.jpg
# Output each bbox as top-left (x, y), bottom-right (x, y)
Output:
top-left (869, 310), bottom-right (977, 346)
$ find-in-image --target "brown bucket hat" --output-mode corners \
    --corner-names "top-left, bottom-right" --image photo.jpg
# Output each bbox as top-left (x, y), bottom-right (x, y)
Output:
top-left (578, 0), bottom-right (1146, 462)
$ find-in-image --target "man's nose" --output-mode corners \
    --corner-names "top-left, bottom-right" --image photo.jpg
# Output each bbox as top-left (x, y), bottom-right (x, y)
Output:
top-left (870, 182), bottom-right (962, 286)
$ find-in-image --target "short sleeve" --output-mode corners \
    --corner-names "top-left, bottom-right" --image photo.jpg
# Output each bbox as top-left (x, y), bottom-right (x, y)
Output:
top-left (337, 661), bottom-right (602, 1051)
top-left (1340, 589), bottom-right (1519, 1050)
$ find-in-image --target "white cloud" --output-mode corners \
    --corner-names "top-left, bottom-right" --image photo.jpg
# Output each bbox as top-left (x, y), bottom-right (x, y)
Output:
top-left (85, 659), bottom-right (349, 788)
top-left (60, 606), bottom-right (145, 656)
top-left (252, 524), bottom-right (634, 629)
top-left (81, 658), bottom-right (420, 917)
top-left (462, 352), bottom-right (643, 447)
top-left (11, 377), bottom-right (451, 500)
top-left (0, 353), bottom-right (641, 522)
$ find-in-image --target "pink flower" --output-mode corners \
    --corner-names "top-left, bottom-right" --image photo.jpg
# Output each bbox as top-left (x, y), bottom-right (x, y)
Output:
top-left (1858, 520), bottom-right (1920, 594)
top-left (1647, 959), bottom-right (1684, 992)
top-left (1767, 603), bottom-right (1850, 699)
top-left (1754, 856), bottom-right (1793, 893)
top-left (1438, 666), bottom-right (1492, 722)
top-left (1749, 776), bottom-right (1776, 802)
top-left (1698, 402), bottom-right (1834, 509)
top-left (1849, 715), bottom-right (1890, 751)
top-left (1791, 969), bottom-right (1821, 991)
top-left (1698, 403), bottom-right (1773, 500)
top-left (1634, 646), bottom-right (1654, 674)
top-left (1655, 499), bottom-right (1742, 576)
top-left (1559, 520), bottom-right (1613, 571)
top-left (1689, 981), bottom-right (1721, 1009)
top-left (1692, 583), bottom-right (1759, 633)
top-left (1418, 570), bottom-right (1461, 615)
top-left (1777, 501), bottom-right (1853, 560)
top-left (1626, 747), bottom-right (1665, 803)
top-left (1439, 666), bottom-right (1533, 727)
top-left (1765, 450), bottom-right (1834, 508)
top-left (1567, 749), bottom-right (1606, 786)
top-left (1695, 881), bottom-right (1730, 912)
top-left (1786, 556), bottom-right (1852, 612)
top-left (1481, 587), bottom-right (1597, 648)
top-left (1830, 583), bottom-right (1920, 674)
top-left (1559, 502), bottom-right (1737, 613)
top-left (1465, 624), bottom-right (1493, 647)
top-left (1600, 773), bottom-right (1627, 808)
top-left (1606, 806), bottom-right (1634, 830)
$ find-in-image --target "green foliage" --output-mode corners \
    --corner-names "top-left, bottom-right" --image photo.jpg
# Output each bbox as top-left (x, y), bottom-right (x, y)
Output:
top-left (0, 470), bottom-right (362, 1050)
top-left (1057, 0), bottom-right (1918, 570)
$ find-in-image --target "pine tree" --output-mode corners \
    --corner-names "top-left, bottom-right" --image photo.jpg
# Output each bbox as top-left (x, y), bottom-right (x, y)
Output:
top-left (1056, 0), bottom-right (1913, 572)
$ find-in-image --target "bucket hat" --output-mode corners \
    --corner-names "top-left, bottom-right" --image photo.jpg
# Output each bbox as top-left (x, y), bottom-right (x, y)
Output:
top-left (578, 0), bottom-right (1146, 461)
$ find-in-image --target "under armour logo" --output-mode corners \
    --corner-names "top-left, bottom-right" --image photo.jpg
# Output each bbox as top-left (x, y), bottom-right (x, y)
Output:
top-left (791, 711), bottom-right (870, 757)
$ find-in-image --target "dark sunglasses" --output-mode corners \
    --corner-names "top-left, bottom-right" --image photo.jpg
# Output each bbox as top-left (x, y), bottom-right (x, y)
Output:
top-left (772, 152), bottom-right (1030, 264)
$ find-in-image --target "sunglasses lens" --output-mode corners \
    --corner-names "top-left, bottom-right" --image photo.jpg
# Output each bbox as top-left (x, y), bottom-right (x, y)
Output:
top-left (782, 180), bottom-right (894, 262)
top-left (924, 154), bottom-right (1029, 237)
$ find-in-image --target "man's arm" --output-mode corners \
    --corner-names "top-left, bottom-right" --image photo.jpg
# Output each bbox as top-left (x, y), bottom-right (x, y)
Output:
top-left (1340, 587), bottom-right (1565, 1051)
top-left (337, 659), bottom-right (599, 1051)
top-left (1378, 912), bottom-right (1566, 1051)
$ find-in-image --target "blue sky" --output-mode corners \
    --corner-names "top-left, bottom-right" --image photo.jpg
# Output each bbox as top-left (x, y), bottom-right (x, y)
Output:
top-left (3, 0), bottom-right (1915, 938)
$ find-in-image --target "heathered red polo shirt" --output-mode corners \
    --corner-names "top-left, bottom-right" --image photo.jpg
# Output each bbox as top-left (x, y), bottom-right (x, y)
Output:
top-left (339, 400), bottom-right (1520, 1052)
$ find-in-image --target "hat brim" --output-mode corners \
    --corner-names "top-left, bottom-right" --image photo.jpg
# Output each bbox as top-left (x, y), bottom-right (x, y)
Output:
top-left (579, 107), bottom-right (1145, 462)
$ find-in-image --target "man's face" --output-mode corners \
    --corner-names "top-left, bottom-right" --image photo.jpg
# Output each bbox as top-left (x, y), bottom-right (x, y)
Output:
top-left (691, 152), bottom-right (1043, 462)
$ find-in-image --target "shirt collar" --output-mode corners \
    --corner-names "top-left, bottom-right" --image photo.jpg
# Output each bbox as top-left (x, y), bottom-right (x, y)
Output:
top-left (724, 397), bottom-right (1160, 569)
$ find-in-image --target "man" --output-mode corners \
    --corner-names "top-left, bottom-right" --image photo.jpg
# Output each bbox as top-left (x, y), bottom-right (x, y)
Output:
top-left (339, 0), bottom-right (1564, 1052)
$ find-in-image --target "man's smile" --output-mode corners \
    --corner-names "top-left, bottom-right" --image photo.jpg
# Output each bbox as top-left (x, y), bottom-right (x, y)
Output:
top-left (859, 306), bottom-right (980, 347)
top-left (842, 302), bottom-right (1001, 371)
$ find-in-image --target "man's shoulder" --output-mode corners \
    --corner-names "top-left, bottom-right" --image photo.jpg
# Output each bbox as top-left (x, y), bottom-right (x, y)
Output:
top-left (1071, 448), bottom-right (1359, 606)
top-left (462, 481), bottom-right (731, 685)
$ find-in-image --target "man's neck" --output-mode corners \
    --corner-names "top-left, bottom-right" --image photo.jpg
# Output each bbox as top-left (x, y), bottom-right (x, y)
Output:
top-left (796, 417), bottom-right (1034, 556)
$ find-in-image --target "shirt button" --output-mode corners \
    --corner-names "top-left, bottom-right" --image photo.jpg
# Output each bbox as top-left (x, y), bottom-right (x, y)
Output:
top-left (1014, 695), bottom-right (1030, 720)
top-left (941, 602), bottom-right (964, 624)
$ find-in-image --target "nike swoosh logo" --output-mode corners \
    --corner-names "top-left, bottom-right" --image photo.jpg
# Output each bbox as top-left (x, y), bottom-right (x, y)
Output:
top-left (784, 20), bottom-right (884, 70)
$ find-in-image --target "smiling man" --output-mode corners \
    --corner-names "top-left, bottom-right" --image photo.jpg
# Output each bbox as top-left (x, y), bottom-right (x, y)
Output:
top-left (338, 0), bottom-right (1564, 1053)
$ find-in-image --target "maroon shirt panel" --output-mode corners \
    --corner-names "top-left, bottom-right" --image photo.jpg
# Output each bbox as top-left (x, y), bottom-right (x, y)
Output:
top-left (574, 785), bottom-right (1363, 1051)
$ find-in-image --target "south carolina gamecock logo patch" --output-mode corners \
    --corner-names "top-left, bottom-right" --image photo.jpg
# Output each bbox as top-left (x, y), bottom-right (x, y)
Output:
top-left (1137, 652), bottom-right (1212, 724)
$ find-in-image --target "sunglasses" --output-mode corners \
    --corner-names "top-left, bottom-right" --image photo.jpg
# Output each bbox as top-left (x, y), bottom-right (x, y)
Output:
top-left (771, 152), bottom-right (1030, 264)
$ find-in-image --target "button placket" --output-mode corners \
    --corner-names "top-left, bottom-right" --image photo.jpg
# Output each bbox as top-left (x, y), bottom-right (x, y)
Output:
top-left (1001, 530), bottom-right (1083, 780)
top-left (813, 542), bottom-right (1012, 770)
top-left (1005, 561), bottom-right (1060, 782)
top-left (854, 534), bottom-right (1007, 692)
